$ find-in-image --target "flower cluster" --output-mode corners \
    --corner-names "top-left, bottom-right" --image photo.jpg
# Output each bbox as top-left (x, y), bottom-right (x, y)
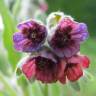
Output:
top-left (13, 12), bottom-right (90, 84)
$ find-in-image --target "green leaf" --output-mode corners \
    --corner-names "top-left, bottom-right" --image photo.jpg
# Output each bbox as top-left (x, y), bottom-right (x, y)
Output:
top-left (0, 49), bottom-right (10, 75)
top-left (12, 0), bottom-right (21, 18)
top-left (0, 0), bottom-right (21, 70)
top-left (69, 82), bottom-right (80, 92)
top-left (15, 67), bottom-right (22, 76)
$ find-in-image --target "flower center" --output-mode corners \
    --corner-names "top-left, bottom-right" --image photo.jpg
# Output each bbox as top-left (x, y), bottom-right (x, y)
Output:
top-left (31, 32), bottom-right (37, 39)
top-left (65, 63), bottom-right (76, 71)
top-left (53, 26), bottom-right (72, 48)
top-left (36, 56), bottom-right (55, 70)
top-left (28, 28), bottom-right (37, 40)
top-left (27, 28), bottom-right (45, 44)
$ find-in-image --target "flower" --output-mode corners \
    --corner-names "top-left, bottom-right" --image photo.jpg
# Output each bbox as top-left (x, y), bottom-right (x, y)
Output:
top-left (48, 17), bottom-right (89, 58)
top-left (39, 2), bottom-right (48, 12)
top-left (13, 20), bottom-right (47, 52)
top-left (22, 48), bottom-right (61, 83)
top-left (58, 55), bottom-right (90, 84)
top-left (13, 12), bottom-right (90, 84)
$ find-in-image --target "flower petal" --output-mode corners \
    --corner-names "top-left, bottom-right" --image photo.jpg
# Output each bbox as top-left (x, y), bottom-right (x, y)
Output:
top-left (14, 38), bottom-right (30, 51)
top-left (71, 23), bottom-right (89, 42)
top-left (57, 60), bottom-right (66, 78)
top-left (67, 64), bottom-right (83, 81)
top-left (58, 74), bottom-right (66, 84)
top-left (63, 42), bottom-right (80, 58)
top-left (58, 60), bottom-right (67, 84)
top-left (13, 32), bottom-right (25, 43)
top-left (22, 59), bottom-right (36, 80)
top-left (80, 56), bottom-right (90, 68)
top-left (17, 21), bottom-right (32, 30)
top-left (36, 71), bottom-right (57, 83)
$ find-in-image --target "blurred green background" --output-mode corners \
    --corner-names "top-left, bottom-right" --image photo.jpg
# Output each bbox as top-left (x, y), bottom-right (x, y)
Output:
top-left (0, 0), bottom-right (96, 96)
top-left (47, 0), bottom-right (96, 36)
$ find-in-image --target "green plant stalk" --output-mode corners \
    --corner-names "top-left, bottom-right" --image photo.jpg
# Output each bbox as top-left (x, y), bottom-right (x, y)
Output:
top-left (12, 0), bottom-right (21, 18)
top-left (44, 84), bottom-right (48, 96)
top-left (0, 0), bottom-right (21, 70)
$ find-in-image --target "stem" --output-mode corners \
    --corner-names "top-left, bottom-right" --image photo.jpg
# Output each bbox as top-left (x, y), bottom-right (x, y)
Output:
top-left (44, 84), bottom-right (48, 96)
top-left (37, 82), bottom-right (49, 96)
top-left (38, 82), bottom-right (44, 95)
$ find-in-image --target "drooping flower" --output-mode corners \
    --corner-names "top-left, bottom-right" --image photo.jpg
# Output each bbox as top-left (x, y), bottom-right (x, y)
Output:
top-left (48, 17), bottom-right (89, 57)
top-left (58, 55), bottom-right (90, 84)
top-left (21, 48), bottom-right (61, 83)
top-left (13, 20), bottom-right (47, 52)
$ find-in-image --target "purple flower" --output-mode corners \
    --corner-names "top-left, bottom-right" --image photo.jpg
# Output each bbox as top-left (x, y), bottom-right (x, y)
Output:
top-left (48, 17), bottom-right (89, 58)
top-left (13, 20), bottom-right (47, 52)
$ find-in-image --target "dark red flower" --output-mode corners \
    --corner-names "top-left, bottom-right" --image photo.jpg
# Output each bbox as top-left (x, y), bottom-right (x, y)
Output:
top-left (22, 48), bottom-right (61, 83)
top-left (58, 55), bottom-right (90, 84)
